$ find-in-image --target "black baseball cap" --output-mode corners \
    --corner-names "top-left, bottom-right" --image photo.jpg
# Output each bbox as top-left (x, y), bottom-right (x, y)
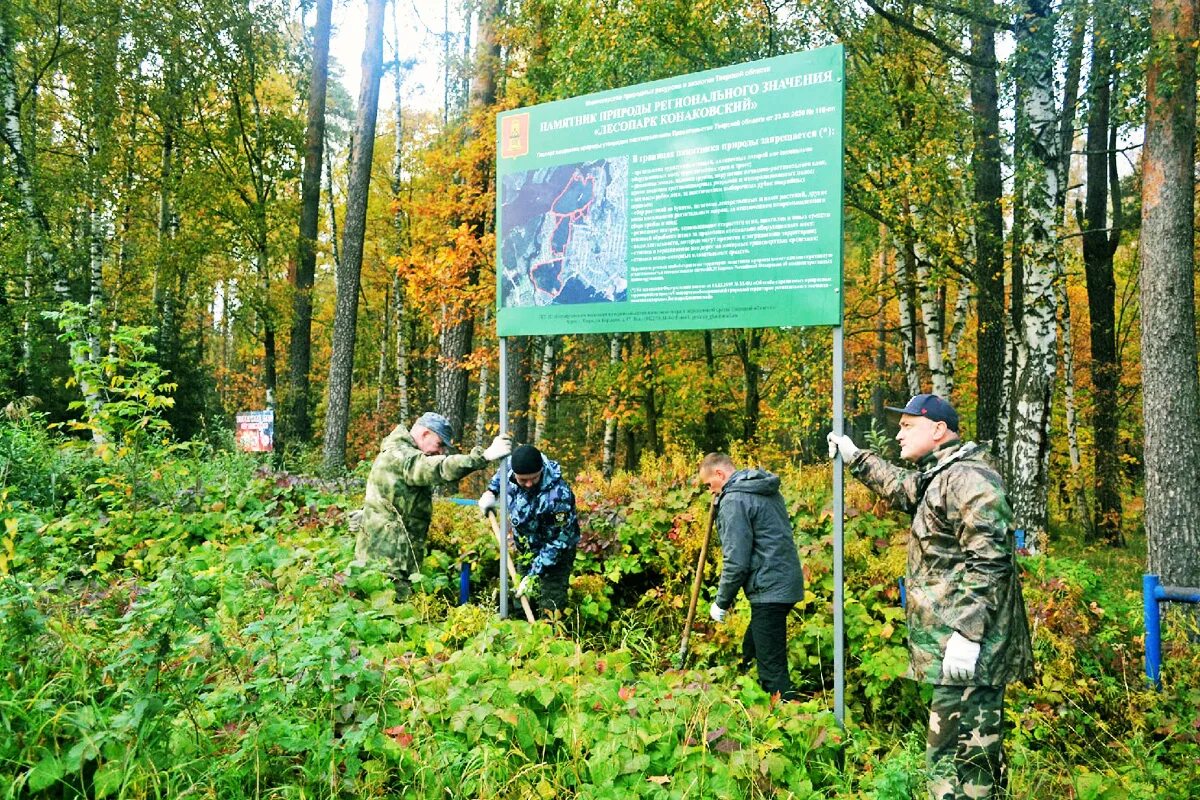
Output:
top-left (885, 393), bottom-right (959, 432)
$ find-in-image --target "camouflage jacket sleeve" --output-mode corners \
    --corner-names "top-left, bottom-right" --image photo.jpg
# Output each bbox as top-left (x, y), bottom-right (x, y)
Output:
top-left (524, 483), bottom-right (580, 577)
top-left (848, 451), bottom-right (923, 514)
top-left (372, 445), bottom-right (488, 489)
top-left (943, 465), bottom-right (1016, 642)
top-left (714, 494), bottom-right (752, 610)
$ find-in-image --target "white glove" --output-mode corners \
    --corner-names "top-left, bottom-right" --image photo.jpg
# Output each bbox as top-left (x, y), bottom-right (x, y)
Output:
top-left (483, 434), bottom-right (513, 461)
top-left (709, 602), bottom-right (727, 623)
top-left (478, 490), bottom-right (497, 517)
top-left (941, 631), bottom-right (981, 682)
top-left (826, 431), bottom-right (860, 461)
top-left (516, 575), bottom-right (535, 598)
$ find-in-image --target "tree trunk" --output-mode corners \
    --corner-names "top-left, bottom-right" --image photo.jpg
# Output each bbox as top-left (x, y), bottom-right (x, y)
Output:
top-left (286, 0), bottom-right (332, 447)
top-left (915, 258), bottom-right (948, 397)
top-left (1056, 0), bottom-right (1088, 217)
top-left (376, 281), bottom-right (391, 412)
top-left (436, 317), bottom-right (473, 440)
top-left (1058, 280), bottom-right (1088, 527)
top-left (533, 335), bottom-right (556, 446)
top-left (602, 333), bottom-right (623, 477)
top-left (969, 18), bottom-right (1005, 444)
top-left (1080, 6), bottom-right (1124, 544)
top-left (391, 39), bottom-right (410, 424)
top-left (321, 0), bottom-right (386, 475)
top-left (393, 270), bottom-right (409, 422)
top-left (703, 330), bottom-right (723, 451)
top-left (325, 133), bottom-right (341, 270)
top-left (894, 239), bottom-right (922, 395)
top-left (1140, 0), bottom-right (1200, 589)
top-left (944, 277), bottom-right (971, 398)
top-left (504, 336), bottom-right (531, 443)
top-left (1008, 0), bottom-right (1061, 546)
top-left (474, 309), bottom-right (492, 447)
top-left (0, 7), bottom-right (60, 302)
top-left (735, 329), bottom-right (762, 440)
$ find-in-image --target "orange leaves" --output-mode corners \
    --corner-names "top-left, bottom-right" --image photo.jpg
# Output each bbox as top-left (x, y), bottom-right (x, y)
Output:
top-left (401, 225), bottom-right (496, 333)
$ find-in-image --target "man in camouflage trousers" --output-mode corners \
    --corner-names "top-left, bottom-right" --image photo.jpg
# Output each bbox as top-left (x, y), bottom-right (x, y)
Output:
top-left (478, 444), bottom-right (580, 616)
top-left (355, 412), bottom-right (512, 599)
top-left (828, 394), bottom-right (1033, 800)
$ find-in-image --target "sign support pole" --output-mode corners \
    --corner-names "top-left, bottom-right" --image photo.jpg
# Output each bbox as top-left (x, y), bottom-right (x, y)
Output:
top-left (832, 324), bottom-right (845, 726)
top-left (498, 337), bottom-right (510, 619)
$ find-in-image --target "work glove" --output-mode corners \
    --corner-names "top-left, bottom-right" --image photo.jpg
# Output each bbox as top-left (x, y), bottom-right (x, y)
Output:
top-left (941, 631), bottom-right (981, 682)
top-left (709, 602), bottom-right (727, 623)
top-left (516, 574), bottom-right (537, 598)
top-left (483, 434), bottom-right (513, 461)
top-left (478, 490), bottom-right (498, 518)
top-left (826, 431), bottom-right (861, 461)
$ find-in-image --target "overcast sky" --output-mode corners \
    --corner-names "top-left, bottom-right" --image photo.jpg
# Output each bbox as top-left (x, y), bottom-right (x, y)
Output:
top-left (327, 0), bottom-right (463, 114)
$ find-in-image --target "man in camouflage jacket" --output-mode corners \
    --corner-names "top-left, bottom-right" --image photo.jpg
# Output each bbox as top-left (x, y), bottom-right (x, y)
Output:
top-left (355, 412), bottom-right (512, 599)
top-left (829, 394), bottom-right (1033, 800)
top-left (479, 444), bottom-right (580, 615)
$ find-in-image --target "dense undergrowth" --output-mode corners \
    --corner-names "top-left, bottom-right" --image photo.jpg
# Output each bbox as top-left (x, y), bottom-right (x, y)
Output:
top-left (1, 411), bottom-right (1198, 798)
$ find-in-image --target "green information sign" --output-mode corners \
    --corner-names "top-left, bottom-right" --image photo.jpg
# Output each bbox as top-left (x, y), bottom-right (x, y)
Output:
top-left (495, 46), bottom-right (844, 336)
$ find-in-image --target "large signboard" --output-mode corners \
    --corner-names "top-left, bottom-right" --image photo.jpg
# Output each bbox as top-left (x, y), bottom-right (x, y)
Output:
top-left (496, 45), bottom-right (844, 336)
top-left (236, 409), bottom-right (274, 453)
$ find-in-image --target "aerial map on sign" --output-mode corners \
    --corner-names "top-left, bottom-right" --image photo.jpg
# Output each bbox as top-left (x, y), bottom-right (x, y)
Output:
top-left (499, 157), bottom-right (629, 307)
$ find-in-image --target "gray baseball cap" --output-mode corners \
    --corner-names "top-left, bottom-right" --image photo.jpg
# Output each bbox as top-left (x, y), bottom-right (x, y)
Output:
top-left (415, 411), bottom-right (455, 447)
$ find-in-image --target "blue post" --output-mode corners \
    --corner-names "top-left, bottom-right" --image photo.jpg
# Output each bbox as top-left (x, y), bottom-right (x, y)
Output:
top-left (898, 577), bottom-right (906, 609)
top-left (459, 563), bottom-right (471, 606)
top-left (1143, 574), bottom-right (1162, 688)
top-left (1013, 529), bottom-right (1026, 550)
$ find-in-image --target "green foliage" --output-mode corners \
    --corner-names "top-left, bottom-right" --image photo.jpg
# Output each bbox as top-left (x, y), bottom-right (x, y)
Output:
top-left (0, 433), bottom-right (1197, 798)
top-left (44, 301), bottom-right (177, 448)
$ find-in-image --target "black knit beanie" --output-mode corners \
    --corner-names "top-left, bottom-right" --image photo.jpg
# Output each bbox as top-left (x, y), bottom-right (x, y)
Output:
top-left (510, 444), bottom-right (542, 475)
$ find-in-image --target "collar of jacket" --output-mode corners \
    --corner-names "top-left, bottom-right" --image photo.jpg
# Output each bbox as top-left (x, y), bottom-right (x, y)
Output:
top-left (918, 439), bottom-right (970, 470)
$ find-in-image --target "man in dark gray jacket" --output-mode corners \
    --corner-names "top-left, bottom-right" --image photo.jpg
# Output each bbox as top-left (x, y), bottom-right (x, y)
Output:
top-left (699, 452), bottom-right (805, 700)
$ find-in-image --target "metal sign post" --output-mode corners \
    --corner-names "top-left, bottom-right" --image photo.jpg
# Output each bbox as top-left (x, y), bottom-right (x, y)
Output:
top-left (832, 325), bottom-right (845, 726)
top-left (498, 337), bottom-right (509, 619)
top-left (492, 44), bottom-right (847, 720)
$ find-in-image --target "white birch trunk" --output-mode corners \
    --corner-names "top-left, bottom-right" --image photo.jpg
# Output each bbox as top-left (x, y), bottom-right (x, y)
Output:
top-left (914, 258), bottom-right (948, 397)
top-left (394, 270), bottom-right (409, 423)
top-left (22, 252), bottom-right (32, 377)
top-left (1, 14), bottom-right (61, 301)
top-left (601, 333), bottom-right (622, 478)
top-left (376, 281), bottom-right (390, 412)
top-left (944, 277), bottom-right (972, 398)
top-left (1009, 0), bottom-right (1061, 547)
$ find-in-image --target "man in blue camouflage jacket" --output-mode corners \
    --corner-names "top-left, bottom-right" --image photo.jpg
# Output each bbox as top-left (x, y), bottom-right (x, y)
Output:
top-left (479, 444), bottom-right (580, 616)
top-left (829, 394), bottom-right (1033, 800)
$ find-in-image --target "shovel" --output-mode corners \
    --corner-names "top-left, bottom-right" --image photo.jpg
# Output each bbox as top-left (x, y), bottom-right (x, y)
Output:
top-left (487, 512), bottom-right (537, 623)
top-left (676, 495), bottom-right (719, 669)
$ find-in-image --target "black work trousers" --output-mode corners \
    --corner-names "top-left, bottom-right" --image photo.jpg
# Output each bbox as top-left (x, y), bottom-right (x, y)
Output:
top-left (741, 602), bottom-right (797, 700)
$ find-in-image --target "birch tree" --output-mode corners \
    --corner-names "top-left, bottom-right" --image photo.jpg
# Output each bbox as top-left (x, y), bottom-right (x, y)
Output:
top-left (1007, 0), bottom-right (1060, 544)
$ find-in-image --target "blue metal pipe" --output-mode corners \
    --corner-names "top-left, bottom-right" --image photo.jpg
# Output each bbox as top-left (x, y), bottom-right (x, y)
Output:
top-left (459, 563), bottom-right (470, 605)
top-left (1154, 584), bottom-right (1200, 603)
top-left (1144, 574), bottom-right (1162, 688)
